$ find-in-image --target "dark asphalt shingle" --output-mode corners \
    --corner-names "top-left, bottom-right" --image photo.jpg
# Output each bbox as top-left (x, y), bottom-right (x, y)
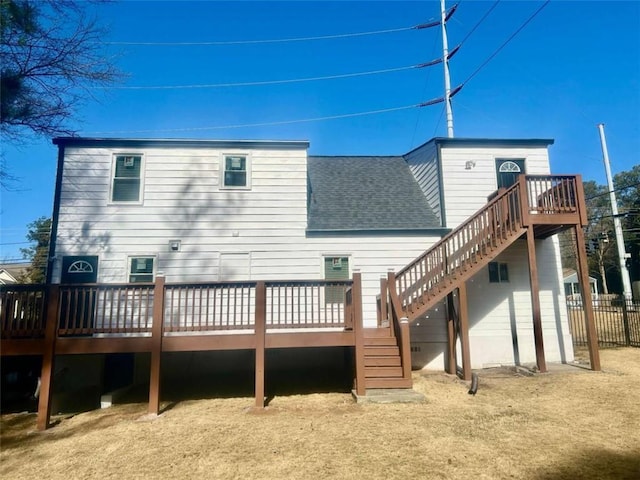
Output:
top-left (307, 156), bottom-right (440, 231)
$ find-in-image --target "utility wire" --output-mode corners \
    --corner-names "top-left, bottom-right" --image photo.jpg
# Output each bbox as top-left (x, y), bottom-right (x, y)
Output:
top-left (457, 0), bottom-right (500, 48)
top-left (459, 0), bottom-right (550, 87)
top-left (97, 57), bottom-right (452, 90)
top-left (88, 86), bottom-right (462, 135)
top-left (89, 104), bottom-right (423, 135)
top-left (585, 182), bottom-right (640, 201)
top-left (99, 19), bottom-right (445, 46)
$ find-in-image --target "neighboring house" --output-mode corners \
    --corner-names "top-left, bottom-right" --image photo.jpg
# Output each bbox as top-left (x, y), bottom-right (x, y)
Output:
top-left (47, 136), bottom-right (576, 370)
top-left (0, 263), bottom-right (30, 285)
top-left (563, 268), bottom-right (599, 306)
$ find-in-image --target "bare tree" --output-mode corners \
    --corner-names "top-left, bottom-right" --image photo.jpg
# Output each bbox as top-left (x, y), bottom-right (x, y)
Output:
top-left (0, 0), bottom-right (120, 143)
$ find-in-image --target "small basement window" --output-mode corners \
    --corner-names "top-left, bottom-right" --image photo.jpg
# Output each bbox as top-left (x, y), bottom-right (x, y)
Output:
top-left (112, 155), bottom-right (143, 202)
top-left (128, 256), bottom-right (155, 283)
top-left (222, 155), bottom-right (250, 188)
top-left (488, 262), bottom-right (509, 283)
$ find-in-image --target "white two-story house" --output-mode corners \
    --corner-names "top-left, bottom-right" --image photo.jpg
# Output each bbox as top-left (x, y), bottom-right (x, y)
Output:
top-left (48, 136), bottom-right (576, 371)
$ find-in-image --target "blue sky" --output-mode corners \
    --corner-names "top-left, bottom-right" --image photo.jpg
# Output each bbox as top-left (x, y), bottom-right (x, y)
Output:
top-left (1, 0), bottom-right (639, 261)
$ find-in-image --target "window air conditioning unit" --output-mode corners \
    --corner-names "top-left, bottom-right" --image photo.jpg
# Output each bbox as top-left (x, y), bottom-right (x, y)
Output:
top-left (124, 156), bottom-right (135, 167)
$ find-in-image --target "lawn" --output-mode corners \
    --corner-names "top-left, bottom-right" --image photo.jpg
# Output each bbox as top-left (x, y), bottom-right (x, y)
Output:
top-left (1, 348), bottom-right (639, 479)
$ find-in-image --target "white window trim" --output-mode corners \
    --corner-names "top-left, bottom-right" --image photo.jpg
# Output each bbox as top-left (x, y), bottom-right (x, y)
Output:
top-left (127, 255), bottom-right (157, 283)
top-left (219, 153), bottom-right (252, 190)
top-left (109, 153), bottom-right (145, 205)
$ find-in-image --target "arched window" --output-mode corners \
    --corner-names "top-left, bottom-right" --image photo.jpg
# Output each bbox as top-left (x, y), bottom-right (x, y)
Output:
top-left (67, 260), bottom-right (94, 273)
top-left (498, 161), bottom-right (522, 173)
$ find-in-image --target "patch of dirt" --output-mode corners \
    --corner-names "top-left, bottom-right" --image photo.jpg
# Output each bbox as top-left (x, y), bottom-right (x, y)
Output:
top-left (2, 348), bottom-right (640, 480)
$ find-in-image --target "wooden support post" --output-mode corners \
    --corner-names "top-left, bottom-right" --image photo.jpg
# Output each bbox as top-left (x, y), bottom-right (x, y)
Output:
top-left (254, 281), bottom-right (266, 408)
top-left (446, 292), bottom-right (457, 375)
top-left (352, 272), bottom-right (366, 396)
top-left (148, 275), bottom-right (165, 415)
top-left (526, 228), bottom-right (547, 373)
top-left (379, 276), bottom-right (388, 327)
top-left (457, 283), bottom-right (472, 381)
top-left (574, 225), bottom-right (601, 371)
top-left (399, 317), bottom-right (412, 382)
top-left (37, 285), bottom-right (60, 431)
top-left (518, 175), bottom-right (530, 227)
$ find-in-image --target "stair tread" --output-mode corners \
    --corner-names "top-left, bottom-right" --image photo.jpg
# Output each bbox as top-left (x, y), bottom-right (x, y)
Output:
top-left (364, 378), bottom-right (412, 389)
top-left (364, 337), bottom-right (398, 346)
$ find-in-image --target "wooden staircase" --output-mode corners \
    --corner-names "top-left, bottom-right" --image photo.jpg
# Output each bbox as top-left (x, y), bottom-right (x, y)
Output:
top-left (362, 326), bottom-right (411, 388)
top-left (356, 175), bottom-right (587, 391)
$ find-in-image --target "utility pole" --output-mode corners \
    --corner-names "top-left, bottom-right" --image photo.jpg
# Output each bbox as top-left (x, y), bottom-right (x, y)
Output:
top-left (597, 123), bottom-right (633, 301)
top-left (441, 0), bottom-right (454, 138)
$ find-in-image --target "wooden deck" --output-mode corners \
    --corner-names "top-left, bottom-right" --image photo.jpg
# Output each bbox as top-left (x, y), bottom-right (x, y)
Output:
top-left (1, 276), bottom-right (368, 430)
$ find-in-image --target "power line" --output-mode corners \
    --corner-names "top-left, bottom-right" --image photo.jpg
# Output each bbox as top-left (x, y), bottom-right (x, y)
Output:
top-left (89, 103), bottom-right (423, 135)
top-left (97, 59), bottom-right (445, 91)
top-left (460, 0), bottom-right (550, 86)
top-left (88, 84), bottom-right (462, 135)
top-left (586, 182), bottom-right (640, 201)
top-left (98, 19), bottom-right (444, 46)
top-left (457, 0), bottom-right (500, 48)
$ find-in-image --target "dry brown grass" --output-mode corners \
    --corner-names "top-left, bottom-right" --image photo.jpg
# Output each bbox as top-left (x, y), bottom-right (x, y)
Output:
top-left (2, 348), bottom-right (640, 480)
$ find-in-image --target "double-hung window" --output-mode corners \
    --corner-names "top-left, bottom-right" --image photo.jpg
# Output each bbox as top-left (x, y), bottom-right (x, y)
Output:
top-left (112, 155), bottom-right (143, 202)
top-left (488, 262), bottom-right (509, 283)
top-left (128, 256), bottom-right (155, 283)
top-left (222, 155), bottom-right (250, 189)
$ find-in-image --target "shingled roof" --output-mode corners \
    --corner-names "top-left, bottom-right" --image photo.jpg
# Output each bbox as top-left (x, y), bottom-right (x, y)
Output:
top-left (307, 156), bottom-right (441, 231)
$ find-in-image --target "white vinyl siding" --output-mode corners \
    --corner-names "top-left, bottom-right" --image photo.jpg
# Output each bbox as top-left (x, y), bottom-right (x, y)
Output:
top-left (405, 141), bottom-right (442, 225)
top-left (439, 146), bottom-right (551, 229)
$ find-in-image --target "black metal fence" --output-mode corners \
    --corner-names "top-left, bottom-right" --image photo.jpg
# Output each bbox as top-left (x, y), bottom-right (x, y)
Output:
top-left (566, 295), bottom-right (640, 348)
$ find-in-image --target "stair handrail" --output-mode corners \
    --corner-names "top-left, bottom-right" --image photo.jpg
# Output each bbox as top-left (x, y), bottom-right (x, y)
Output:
top-left (395, 180), bottom-right (524, 315)
top-left (386, 271), bottom-right (412, 383)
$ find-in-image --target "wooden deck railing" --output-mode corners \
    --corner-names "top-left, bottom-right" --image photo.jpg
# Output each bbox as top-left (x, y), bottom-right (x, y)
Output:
top-left (0, 285), bottom-right (47, 338)
top-left (164, 282), bottom-right (256, 332)
top-left (524, 175), bottom-right (579, 215)
top-left (1, 279), bottom-right (355, 339)
top-left (266, 280), bottom-right (352, 329)
top-left (58, 284), bottom-right (155, 336)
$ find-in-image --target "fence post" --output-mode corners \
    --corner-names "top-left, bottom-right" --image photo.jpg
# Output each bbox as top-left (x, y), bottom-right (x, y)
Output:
top-left (37, 284), bottom-right (60, 431)
top-left (622, 297), bottom-right (632, 347)
top-left (352, 272), bottom-right (366, 396)
top-left (254, 281), bottom-right (266, 408)
top-left (148, 275), bottom-right (165, 415)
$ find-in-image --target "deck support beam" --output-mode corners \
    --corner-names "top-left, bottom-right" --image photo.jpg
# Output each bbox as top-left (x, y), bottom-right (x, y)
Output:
top-left (37, 285), bottom-right (60, 431)
top-left (574, 225), bottom-right (601, 371)
top-left (526, 228), bottom-right (547, 373)
top-left (457, 283), bottom-right (472, 381)
top-left (445, 293), bottom-right (457, 375)
top-left (148, 275), bottom-right (165, 415)
top-left (254, 281), bottom-right (266, 408)
top-left (353, 272), bottom-right (366, 396)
